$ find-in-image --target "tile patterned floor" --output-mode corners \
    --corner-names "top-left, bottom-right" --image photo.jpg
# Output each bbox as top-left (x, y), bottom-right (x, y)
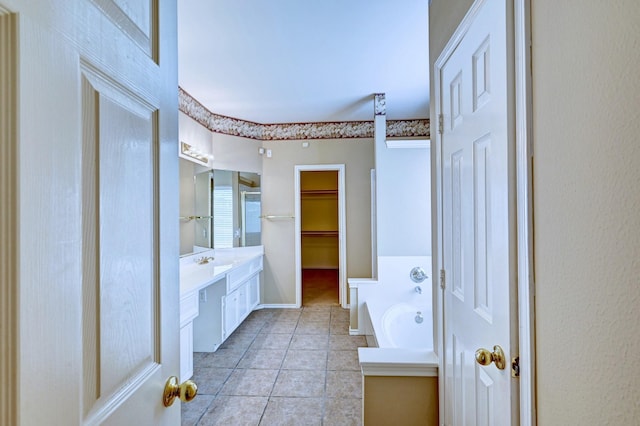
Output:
top-left (182, 306), bottom-right (367, 425)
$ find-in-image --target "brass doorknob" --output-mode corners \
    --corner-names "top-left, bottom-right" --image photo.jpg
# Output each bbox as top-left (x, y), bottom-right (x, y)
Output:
top-left (163, 376), bottom-right (198, 407)
top-left (475, 345), bottom-right (506, 370)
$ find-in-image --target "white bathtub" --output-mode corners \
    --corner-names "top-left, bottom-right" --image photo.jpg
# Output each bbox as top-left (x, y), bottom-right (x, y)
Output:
top-left (365, 300), bottom-right (433, 350)
top-left (359, 299), bottom-right (437, 377)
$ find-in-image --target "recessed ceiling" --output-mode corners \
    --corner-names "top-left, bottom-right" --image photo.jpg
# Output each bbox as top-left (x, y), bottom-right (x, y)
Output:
top-left (178, 1), bottom-right (430, 124)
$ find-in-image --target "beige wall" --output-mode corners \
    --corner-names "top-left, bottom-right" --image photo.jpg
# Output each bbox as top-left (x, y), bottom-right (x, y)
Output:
top-left (261, 138), bottom-right (374, 304)
top-left (531, 1), bottom-right (640, 423)
top-left (363, 376), bottom-right (438, 426)
top-left (430, 0), bottom-right (640, 422)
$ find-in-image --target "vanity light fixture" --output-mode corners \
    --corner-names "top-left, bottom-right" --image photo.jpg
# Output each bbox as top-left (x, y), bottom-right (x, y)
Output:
top-left (181, 141), bottom-right (212, 164)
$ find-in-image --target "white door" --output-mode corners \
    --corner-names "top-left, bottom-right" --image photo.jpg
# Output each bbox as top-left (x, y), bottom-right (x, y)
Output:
top-left (4, 0), bottom-right (182, 424)
top-left (439, 0), bottom-right (518, 424)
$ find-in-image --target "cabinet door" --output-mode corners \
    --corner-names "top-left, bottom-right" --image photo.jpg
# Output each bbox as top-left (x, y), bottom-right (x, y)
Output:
top-left (223, 290), bottom-right (239, 338)
top-left (180, 322), bottom-right (194, 380)
top-left (248, 274), bottom-right (260, 308)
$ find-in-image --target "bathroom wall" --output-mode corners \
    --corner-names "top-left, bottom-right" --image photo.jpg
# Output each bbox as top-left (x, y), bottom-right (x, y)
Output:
top-left (429, 0), bottom-right (640, 422)
top-left (261, 138), bottom-right (374, 305)
top-left (375, 140), bottom-right (431, 257)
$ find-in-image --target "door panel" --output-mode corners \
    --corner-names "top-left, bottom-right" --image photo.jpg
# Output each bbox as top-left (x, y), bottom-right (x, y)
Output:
top-left (11, 0), bottom-right (179, 424)
top-left (81, 66), bottom-right (163, 420)
top-left (441, 0), bottom-right (516, 424)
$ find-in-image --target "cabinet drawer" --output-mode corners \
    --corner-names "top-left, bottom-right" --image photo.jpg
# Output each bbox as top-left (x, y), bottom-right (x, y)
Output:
top-left (180, 291), bottom-right (199, 327)
top-left (227, 256), bottom-right (263, 291)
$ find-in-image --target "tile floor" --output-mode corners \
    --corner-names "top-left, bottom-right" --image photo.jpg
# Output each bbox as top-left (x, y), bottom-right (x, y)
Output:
top-left (182, 305), bottom-right (367, 425)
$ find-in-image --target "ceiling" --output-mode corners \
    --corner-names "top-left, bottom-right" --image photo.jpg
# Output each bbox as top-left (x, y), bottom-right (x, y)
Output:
top-left (177, 1), bottom-right (430, 125)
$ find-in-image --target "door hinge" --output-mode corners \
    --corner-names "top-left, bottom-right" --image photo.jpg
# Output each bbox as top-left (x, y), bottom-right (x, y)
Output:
top-left (511, 356), bottom-right (520, 378)
top-left (439, 269), bottom-right (446, 289)
top-left (438, 114), bottom-right (444, 135)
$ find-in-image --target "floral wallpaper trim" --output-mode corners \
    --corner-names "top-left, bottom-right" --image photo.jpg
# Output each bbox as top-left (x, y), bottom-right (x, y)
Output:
top-left (374, 93), bottom-right (386, 116)
top-left (179, 87), bottom-right (430, 141)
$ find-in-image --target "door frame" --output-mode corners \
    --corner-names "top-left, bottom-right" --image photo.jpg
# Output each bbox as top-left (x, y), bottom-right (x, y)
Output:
top-left (433, 0), bottom-right (535, 424)
top-left (294, 164), bottom-right (347, 309)
top-left (0, 7), bottom-right (18, 426)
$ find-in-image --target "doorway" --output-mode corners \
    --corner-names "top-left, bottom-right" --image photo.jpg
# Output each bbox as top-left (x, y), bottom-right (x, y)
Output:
top-left (294, 165), bottom-right (347, 308)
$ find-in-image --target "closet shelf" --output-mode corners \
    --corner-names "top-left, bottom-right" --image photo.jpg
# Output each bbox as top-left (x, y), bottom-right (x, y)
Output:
top-left (301, 230), bottom-right (339, 236)
top-left (301, 189), bottom-right (338, 196)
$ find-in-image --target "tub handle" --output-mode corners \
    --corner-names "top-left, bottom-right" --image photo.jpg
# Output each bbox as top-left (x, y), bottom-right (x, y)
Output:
top-left (410, 267), bottom-right (428, 283)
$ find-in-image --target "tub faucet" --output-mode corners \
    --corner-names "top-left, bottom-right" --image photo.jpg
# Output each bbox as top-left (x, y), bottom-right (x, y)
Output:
top-left (414, 285), bottom-right (422, 294)
top-left (415, 311), bottom-right (424, 324)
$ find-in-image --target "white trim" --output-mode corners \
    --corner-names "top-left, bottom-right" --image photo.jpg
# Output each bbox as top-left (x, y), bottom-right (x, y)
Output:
top-left (358, 348), bottom-right (439, 377)
top-left (256, 304), bottom-right (300, 310)
top-left (384, 138), bottom-right (431, 149)
top-left (370, 169), bottom-right (377, 278)
top-left (433, 0), bottom-right (536, 422)
top-left (294, 164), bottom-right (348, 309)
top-left (0, 9), bottom-right (18, 426)
top-left (514, 0), bottom-right (536, 424)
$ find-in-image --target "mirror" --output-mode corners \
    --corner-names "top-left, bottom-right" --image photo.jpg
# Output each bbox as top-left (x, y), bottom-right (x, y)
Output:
top-left (180, 158), bottom-right (261, 255)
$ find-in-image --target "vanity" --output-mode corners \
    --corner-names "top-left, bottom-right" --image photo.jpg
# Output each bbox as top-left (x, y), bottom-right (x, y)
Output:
top-left (179, 245), bottom-right (263, 379)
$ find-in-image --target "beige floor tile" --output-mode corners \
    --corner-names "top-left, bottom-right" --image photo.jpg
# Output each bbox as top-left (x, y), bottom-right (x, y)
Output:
top-left (249, 333), bottom-right (293, 350)
top-left (234, 318), bottom-right (266, 334)
top-left (180, 394), bottom-right (214, 426)
top-left (325, 371), bottom-right (362, 399)
top-left (219, 332), bottom-right (256, 351)
top-left (260, 397), bottom-right (323, 426)
top-left (329, 334), bottom-right (367, 350)
top-left (281, 350), bottom-right (328, 370)
top-left (271, 370), bottom-right (326, 397)
top-left (269, 309), bottom-right (302, 321)
top-left (219, 368), bottom-right (279, 396)
top-left (198, 396), bottom-right (268, 426)
top-left (327, 350), bottom-right (360, 371)
top-left (202, 348), bottom-right (245, 369)
top-left (260, 320), bottom-right (298, 334)
top-left (289, 334), bottom-right (329, 350)
top-left (184, 308), bottom-right (364, 426)
top-left (323, 397), bottom-right (362, 426)
top-left (238, 349), bottom-right (286, 370)
top-left (190, 368), bottom-right (233, 395)
top-left (294, 321), bottom-right (330, 335)
top-left (300, 310), bottom-right (331, 322)
top-left (329, 320), bottom-right (350, 335)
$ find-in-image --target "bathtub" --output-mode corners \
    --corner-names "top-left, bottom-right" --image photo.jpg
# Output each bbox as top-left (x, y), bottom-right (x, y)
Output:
top-left (358, 298), bottom-right (437, 379)
top-left (364, 300), bottom-right (433, 350)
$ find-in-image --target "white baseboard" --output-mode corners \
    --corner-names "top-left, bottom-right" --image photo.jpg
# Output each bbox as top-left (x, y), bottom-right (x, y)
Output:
top-left (257, 303), bottom-right (300, 309)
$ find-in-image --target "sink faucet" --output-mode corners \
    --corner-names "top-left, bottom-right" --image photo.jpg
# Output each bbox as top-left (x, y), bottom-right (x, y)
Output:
top-left (415, 285), bottom-right (422, 294)
top-left (195, 256), bottom-right (214, 265)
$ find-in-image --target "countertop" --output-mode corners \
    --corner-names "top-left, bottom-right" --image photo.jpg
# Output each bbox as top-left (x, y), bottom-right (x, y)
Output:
top-left (179, 246), bottom-right (264, 296)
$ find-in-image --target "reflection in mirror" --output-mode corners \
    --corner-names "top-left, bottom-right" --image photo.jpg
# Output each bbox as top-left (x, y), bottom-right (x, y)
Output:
top-left (179, 158), bottom-right (261, 256)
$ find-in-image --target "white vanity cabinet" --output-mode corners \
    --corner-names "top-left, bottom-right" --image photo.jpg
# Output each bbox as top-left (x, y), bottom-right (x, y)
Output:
top-left (222, 256), bottom-right (262, 339)
top-left (180, 247), bottom-right (264, 379)
top-left (189, 253), bottom-right (263, 353)
top-left (179, 291), bottom-right (199, 379)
